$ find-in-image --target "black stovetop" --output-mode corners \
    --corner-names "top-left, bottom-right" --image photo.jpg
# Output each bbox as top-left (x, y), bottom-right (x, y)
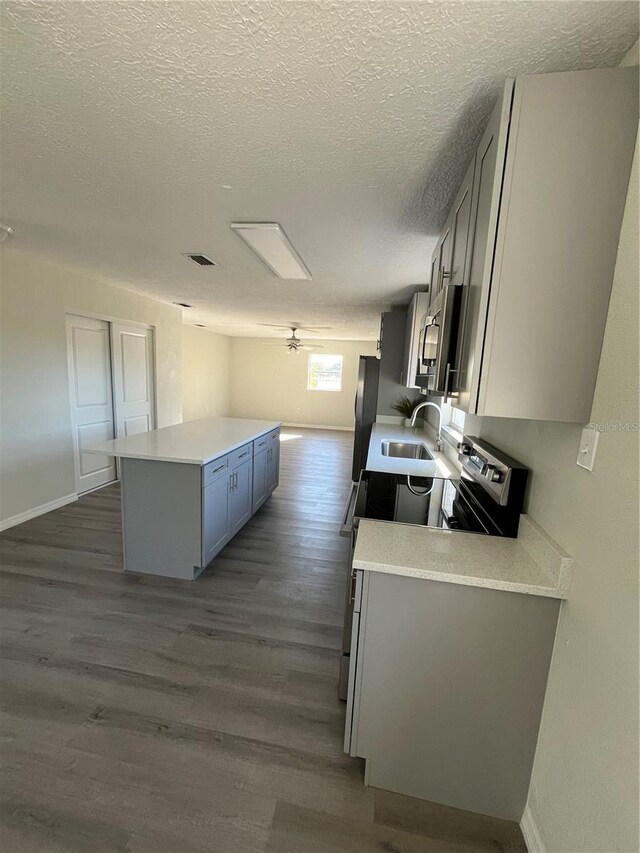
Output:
top-left (354, 470), bottom-right (522, 538)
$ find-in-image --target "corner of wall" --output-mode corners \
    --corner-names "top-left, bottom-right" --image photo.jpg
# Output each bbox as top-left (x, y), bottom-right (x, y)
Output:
top-left (520, 803), bottom-right (545, 853)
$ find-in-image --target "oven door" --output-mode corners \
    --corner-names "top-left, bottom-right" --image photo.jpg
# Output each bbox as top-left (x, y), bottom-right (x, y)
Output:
top-left (444, 479), bottom-right (502, 536)
top-left (417, 284), bottom-right (462, 395)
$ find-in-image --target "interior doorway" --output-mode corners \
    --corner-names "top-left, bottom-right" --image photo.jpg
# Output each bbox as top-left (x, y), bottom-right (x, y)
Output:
top-left (66, 314), bottom-right (156, 495)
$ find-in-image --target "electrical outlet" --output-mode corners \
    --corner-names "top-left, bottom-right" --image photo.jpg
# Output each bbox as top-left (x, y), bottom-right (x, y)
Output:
top-left (577, 427), bottom-right (599, 471)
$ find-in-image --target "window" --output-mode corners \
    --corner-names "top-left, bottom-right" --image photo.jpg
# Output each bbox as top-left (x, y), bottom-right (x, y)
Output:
top-left (450, 405), bottom-right (466, 431)
top-left (307, 353), bottom-right (343, 392)
top-left (438, 399), bottom-right (466, 445)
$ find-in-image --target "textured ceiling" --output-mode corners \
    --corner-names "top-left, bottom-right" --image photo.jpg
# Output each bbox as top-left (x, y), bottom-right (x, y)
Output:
top-left (1, 1), bottom-right (637, 339)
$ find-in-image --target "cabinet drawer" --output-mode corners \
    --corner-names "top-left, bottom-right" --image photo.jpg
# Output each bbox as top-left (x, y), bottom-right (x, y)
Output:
top-left (228, 442), bottom-right (253, 469)
top-left (253, 434), bottom-right (269, 454)
top-left (203, 456), bottom-right (229, 487)
top-left (267, 428), bottom-right (280, 445)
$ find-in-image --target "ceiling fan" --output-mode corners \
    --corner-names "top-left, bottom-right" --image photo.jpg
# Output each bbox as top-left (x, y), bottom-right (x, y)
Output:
top-left (260, 327), bottom-right (324, 354)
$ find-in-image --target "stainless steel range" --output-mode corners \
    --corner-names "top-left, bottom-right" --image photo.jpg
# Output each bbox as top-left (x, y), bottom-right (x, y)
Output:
top-left (338, 435), bottom-right (528, 698)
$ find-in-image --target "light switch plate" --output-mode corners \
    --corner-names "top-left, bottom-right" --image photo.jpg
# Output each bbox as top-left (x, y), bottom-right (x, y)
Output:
top-left (577, 427), bottom-right (599, 471)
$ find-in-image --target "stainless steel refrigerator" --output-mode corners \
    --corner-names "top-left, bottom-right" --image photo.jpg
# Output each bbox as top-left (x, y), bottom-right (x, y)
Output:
top-left (351, 355), bottom-right (380, 482)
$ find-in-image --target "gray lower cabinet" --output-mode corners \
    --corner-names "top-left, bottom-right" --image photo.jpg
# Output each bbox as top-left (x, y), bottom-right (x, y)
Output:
top-left (202, 469), bottom-right (230, 565)
top-left (252, 448), bottom-right (269, 512)
top-left (345, 569), bottom-right (560, 821)
top-left (266, 442), bottom-right (279, 493)
top-left (121, 429), bottom-right (280, 580)
top-left (253, 429), bottom-right (280, 513)
top-left (229, 457), bottom-right (253, 537)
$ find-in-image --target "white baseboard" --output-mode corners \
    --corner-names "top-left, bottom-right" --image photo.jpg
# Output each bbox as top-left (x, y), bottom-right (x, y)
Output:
top-left (282, 422), bottom-right (354, 432)
top-left (520, 804), bottom-right (545, 853)
top-left (0, 492), bottom-right (78, 532)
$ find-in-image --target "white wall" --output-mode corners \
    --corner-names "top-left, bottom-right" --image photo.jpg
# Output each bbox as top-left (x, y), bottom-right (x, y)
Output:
top-left (229, 338), bottom-right (378, 428)
top-left (466, 49), bottom-right (639, 852)
top-left (182, 326), bottom-right (231, 422)
top-left (0, 249), bottom-right (183, 524)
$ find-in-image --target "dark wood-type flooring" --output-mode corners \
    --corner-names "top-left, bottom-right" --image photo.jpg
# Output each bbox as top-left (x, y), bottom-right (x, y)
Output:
top-left (1, 428), bottom-right (526, 852)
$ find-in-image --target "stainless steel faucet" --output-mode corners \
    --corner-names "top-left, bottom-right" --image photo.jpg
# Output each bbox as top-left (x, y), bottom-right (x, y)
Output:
top-left (410, 401), bottom-right (443, 452)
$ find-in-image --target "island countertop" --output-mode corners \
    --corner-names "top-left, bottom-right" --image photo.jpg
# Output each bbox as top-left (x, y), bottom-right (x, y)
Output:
top-left (85, 417), bottom-right (282, 466)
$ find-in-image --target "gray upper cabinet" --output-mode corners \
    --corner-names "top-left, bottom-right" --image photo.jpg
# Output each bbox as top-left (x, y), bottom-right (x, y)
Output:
top-left (447, 160), bottom-right (477, 396)
top-left (401, 291), bottom-right (430, 388)
top-left (430, 216), bottom-right (453, 309)
top-left (448, 159), bottom-right (475, 290)
top-left (454, 85), bottom-right (512, 410)
top-left (443, 67), bottom-right (638, 421)
top-left (376, 310), bottom-right (409, 415)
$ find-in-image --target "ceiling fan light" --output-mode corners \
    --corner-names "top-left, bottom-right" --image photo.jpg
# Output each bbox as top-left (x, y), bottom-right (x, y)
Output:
top-left (0, 223), bottom-right (14, 243)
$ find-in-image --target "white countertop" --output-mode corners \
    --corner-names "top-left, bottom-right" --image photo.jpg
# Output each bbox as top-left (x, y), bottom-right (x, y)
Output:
top-left (85, 417), bottom-right (281, 466)
top-left (366, 422), bottom-right (458, 479)
top-left (353, 515), bottom-right (573, 599)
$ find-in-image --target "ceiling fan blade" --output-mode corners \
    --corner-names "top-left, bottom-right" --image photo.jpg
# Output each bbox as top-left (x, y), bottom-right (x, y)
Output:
top-left (295, 326), bottom-right (333, 332)
top-left (258, 323), bottom-right (333, 332)
top-left (258, 324), bottom-right (297, 330)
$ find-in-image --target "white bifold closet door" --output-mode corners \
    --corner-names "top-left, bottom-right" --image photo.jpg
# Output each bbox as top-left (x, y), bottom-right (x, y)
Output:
top-left (110, 323), bottom-right (155, 438)
top-left (66, 314), bottom-right (117, 494)
top-left (67, 316), bottom-right (156, 495)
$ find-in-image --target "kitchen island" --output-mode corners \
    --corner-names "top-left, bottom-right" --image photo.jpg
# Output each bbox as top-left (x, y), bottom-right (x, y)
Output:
top-left (87, 417), bottom-right (281, 579)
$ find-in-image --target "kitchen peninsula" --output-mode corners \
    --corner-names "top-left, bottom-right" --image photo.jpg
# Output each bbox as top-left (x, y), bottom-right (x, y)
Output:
top-left (87, 417), bottom-right (281, 580)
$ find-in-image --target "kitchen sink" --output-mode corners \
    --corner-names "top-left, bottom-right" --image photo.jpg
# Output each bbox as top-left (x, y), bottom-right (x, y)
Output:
top-left (380, 441), bottom-right (433, 460)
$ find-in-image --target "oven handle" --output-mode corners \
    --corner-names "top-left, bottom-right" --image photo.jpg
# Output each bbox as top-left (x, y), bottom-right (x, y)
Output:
top-left (340, 482), bottom-right (358, 537)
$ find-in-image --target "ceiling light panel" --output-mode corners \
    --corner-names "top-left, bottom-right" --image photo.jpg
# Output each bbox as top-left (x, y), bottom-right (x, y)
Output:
top-left (230, 223), bottom-right (311, 280)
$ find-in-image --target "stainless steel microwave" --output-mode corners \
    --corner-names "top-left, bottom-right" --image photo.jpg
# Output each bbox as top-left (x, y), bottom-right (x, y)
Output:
top-left (416, 284), bottom-right (462, 396)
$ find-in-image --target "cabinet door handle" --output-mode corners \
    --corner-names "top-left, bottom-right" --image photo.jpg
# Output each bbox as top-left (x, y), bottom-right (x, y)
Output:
top-left (349, 570), bottom-right (358, 604)
top-left (212, 463), bottom-right (226, 474)
top-left (443, 363), bottom-right (459, 397)
top-left (238, 450), bottom-right (250, 459)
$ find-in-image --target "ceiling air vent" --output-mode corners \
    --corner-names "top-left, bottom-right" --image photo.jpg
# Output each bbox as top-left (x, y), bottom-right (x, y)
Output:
top-left (182, 253), bottom-right (217, 267)
top-left (173, 302), bottom-right (193, 308)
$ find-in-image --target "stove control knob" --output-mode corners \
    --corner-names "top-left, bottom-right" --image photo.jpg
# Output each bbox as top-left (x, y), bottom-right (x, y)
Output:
top-left (457, 442), bottom-right (472, 455)
top-left (483, 465), bottom-right (503, 483)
